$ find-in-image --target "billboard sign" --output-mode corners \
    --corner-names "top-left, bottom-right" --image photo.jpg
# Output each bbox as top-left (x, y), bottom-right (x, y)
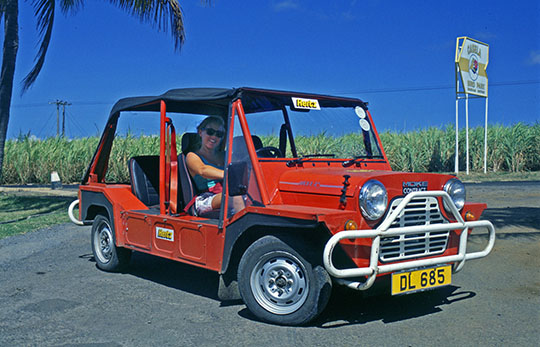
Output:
top-left (455, 37), bottom-right (489, 97)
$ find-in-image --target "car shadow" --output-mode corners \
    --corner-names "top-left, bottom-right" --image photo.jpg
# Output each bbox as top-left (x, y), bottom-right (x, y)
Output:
top-left (123, 251), bottom-right (221, 300)
top-left (235, 284), bottom-right (474, 327)
top-left (82, 250), bottom-right (479, 326)
top-left (481, 207), bottom-right (540, 231)
top-left (79, 250), bottom-right (221, 300)
top-left (313, 285), bottom-right (475, 328)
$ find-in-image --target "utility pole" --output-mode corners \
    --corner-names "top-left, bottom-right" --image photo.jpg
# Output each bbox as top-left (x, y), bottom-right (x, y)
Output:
top-left (49, 100), bottom-right (71, 137)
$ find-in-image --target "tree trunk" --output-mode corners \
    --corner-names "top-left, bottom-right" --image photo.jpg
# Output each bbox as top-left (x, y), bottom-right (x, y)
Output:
top-left (0, 0), bottom-right (19, 182)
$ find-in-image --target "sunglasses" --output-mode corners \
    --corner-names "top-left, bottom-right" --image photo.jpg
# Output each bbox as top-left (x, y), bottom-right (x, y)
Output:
top-left (203, 128), bottom-right (225, 138)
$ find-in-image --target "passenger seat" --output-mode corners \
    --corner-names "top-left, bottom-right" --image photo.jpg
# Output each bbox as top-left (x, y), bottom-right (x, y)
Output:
top-left (128, 155), bottom-right (160, 208)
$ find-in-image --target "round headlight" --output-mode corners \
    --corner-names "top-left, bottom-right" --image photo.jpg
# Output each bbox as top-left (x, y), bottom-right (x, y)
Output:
top-left (444, 178), bottom-right (466, 211)
top-left (359, 180), bottom-right (388, 220)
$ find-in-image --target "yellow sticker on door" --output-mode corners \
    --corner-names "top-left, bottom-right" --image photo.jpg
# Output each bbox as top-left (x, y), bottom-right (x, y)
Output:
top-left (156, 226), bottom-right (174, 241)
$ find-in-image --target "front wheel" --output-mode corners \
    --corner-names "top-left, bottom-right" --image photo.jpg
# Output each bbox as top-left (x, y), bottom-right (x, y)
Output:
top-left (91, 215), bottom-right (131, 272)
top-left (238, 235), bottom-right (331, 325)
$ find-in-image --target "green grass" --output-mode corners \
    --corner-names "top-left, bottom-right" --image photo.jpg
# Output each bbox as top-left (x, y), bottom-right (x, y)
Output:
top-left (0, 193), bottom-right (75, 240)
top-left (2, 123), bottom-right (539, 185)
top-left (379, 123), bottom-right (540, 173)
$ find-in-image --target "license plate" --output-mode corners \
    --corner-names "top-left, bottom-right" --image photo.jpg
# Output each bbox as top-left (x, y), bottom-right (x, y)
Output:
top-left (391, 265), bottom-right (451, 295)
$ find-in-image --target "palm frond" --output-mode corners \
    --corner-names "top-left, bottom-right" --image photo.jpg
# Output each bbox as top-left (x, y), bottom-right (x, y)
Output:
top-left (59, 0), bottom-right (84, 15)
top-left (21, 0), bottom-right (55, 93)
top-left (1, 1), bottom-right (6, 25)
top-left (108, 0), bottom-right (186, 50)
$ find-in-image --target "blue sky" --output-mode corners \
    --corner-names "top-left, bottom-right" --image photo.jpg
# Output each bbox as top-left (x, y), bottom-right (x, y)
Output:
top-left (5, 0), bottom-right (540, 138)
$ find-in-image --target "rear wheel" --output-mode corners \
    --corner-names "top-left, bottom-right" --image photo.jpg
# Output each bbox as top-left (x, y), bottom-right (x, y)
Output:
top-left (238, 235), bottom-right (331, 325)
top-left (91, 215), bottom-right (131, 272)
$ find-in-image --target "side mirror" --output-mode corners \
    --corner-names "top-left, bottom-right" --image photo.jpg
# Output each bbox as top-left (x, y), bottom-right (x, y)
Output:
top-left (227, 161), bottom-right (249, 196)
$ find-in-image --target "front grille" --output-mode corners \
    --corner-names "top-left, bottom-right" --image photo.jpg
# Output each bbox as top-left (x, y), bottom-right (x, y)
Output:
top-left (380, 197), bottom-right (449, 262)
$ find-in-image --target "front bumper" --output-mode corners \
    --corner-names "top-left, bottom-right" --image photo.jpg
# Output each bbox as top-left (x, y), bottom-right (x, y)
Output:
top-left (323, 190), bottom-right (496, 291)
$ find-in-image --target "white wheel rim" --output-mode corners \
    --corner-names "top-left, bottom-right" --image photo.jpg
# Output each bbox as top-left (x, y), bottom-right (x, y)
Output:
top-left (250, 252), bottom-right (309, 315)
top-left (93, 220), bottom-right (113, 264)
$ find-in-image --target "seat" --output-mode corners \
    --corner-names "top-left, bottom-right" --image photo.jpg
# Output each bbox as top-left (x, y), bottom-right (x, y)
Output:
top-left (178, 152), bottom-right (197, 216)
top-left (129, 155), bottom-right (160, 207)
top-left (231, 135), bottom-right (264, 160)
top-left (180, 132), bottom-right (220, 219)
top-left (252, 135), bottom-right (263, 151)
top-left (178, 132), bottom-right (197, 215)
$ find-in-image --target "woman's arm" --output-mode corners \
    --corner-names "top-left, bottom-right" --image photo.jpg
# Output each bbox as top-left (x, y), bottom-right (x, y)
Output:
top-left (186, 152), bottom-right (224, 180)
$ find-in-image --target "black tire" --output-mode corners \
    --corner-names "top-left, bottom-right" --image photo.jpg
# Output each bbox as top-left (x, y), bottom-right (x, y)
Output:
top-left (91, 215), bottom-right (131, 272)
top-left (238, 235), bottom-right (332, 325)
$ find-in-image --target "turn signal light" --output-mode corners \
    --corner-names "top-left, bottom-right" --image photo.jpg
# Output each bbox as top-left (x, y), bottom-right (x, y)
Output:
top-left (345, 220), bottom-right (358, 230)
top-left (465, 211), bottom-right (476, 221)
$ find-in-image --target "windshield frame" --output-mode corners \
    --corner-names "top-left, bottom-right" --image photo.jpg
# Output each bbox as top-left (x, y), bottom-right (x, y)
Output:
top-left (238, 94), bottom-right (385, 162)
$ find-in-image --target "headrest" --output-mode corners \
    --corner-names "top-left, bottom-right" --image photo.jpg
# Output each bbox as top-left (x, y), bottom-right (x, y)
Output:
top-left (181, 132), bottom-right (199, 155)
top-left (251, 135), bottom-right (263, 150)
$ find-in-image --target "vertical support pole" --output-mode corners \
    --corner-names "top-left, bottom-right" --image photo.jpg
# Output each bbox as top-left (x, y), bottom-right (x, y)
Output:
top-left (484, 96), bottom-right (488, 173)
top-left (222, 103), bottom-right (236, 224)
top-left (61, 103), bottom-right (66, 137)
top-left (159, 100), bottom-right (167, 215)
top-left (465, 94), bottom-right (469, 175)
top-left (455, 80), bottom-right (459, 174)
top-left (56, 103), bottom-right (60, 137)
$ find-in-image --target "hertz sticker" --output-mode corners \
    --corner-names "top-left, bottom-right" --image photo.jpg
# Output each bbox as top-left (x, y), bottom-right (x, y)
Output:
top-left (156, 226), bottom-right (174, 242)
top-left (292, 97), bottom-right (320, 110)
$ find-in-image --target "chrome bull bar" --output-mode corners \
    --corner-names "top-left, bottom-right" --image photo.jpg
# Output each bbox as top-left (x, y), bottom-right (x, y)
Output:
top-left (323, 191), bottom-right (496, 291)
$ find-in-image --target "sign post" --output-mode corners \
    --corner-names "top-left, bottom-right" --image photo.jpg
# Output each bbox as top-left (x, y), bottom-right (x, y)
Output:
top-left (454, 37), bottom-right (489, 174)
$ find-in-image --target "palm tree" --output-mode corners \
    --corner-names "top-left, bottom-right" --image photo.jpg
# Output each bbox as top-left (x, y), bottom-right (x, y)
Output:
top-left (0, 0), bottom-right (186, 181)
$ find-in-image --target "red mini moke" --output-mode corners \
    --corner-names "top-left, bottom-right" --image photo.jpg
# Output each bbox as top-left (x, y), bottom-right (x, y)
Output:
top-left (72, 87), bottom-right (495, 325)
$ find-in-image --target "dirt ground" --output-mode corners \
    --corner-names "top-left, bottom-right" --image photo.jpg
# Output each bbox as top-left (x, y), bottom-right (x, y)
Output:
top-left (0, 181), bottom-right (540, 346)
top-left (0, 181), bottom-right (539, 346)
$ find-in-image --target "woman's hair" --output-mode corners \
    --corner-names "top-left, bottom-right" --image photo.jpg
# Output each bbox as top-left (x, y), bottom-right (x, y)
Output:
top-left (193, 116), bottom-right (226, 151)
top-left (196, 116), bottom-right (225, 132)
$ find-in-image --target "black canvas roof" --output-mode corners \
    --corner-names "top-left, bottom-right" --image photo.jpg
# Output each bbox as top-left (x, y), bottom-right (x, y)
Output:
top-left (84, 87), bottom-right (366, 184)
top-left (109, 87), bottom-right (366, 118)
top-left (109, 88), bottom-right (237, 117)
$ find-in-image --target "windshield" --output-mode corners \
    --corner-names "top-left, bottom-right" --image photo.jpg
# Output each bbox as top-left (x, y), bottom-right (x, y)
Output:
top-left (242, 101), bottom-right (382, 159)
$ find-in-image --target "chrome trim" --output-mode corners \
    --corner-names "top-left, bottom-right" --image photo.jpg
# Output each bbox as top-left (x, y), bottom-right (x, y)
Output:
top-left (323, 191), bottom-right (495, 291)
top-left (380, 197), bottom-right (449, 262)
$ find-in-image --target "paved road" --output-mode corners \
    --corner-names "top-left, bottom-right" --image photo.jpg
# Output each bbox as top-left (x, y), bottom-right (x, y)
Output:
top-left (1, 182), bottom-right (539, 346)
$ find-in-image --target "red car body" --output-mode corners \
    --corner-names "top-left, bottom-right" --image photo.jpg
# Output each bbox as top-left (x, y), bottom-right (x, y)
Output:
top-left (75, 87), bottom-right (495, 325)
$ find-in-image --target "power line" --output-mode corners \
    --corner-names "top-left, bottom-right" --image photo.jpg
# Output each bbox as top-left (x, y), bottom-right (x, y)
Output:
top-left (66, 109), bottom-right (87, 138)
top-left (11, 101), bottom-right (112, 109)
top-left (8, 79), bottom-right (540, 109)
top-left (36, 109), bottom-right (56, 139)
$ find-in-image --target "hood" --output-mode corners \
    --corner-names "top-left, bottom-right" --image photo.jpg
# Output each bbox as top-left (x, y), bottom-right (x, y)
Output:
top-left (278, 168), bottom-right (456, 198)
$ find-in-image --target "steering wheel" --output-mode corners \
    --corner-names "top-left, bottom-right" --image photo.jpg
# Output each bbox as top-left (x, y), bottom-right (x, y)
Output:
top-left (256, 146), bottom-right (283, 158)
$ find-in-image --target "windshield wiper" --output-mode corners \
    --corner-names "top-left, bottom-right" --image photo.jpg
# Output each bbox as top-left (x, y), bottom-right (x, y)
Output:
top-left (287, 154), bottom-right (335, 167)
top-left (342, 156), bottom-right (368, 167)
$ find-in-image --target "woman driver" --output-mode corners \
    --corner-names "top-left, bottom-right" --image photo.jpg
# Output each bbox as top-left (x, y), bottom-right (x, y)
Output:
top-left (186, 116), bottom-right (225, 215)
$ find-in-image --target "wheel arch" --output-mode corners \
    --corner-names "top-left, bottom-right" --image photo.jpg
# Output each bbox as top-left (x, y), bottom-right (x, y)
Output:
top-left (80, 190), bottom-right (114, 228)
top-left (221, 213), bottom-right (329, 278)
